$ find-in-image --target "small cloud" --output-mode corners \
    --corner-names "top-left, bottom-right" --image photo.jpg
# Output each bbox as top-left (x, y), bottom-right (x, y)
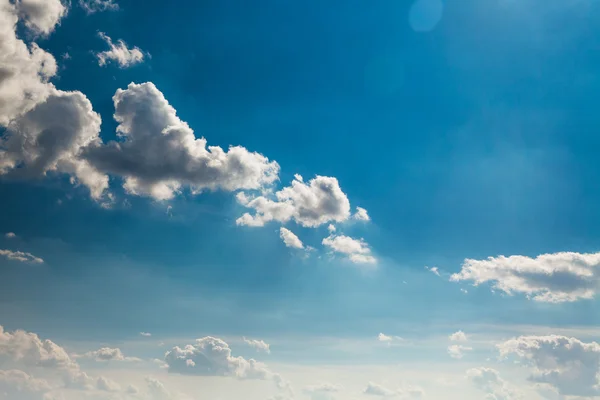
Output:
top-left (4, 232), bottom-right (16, 239)
top-left (294, 173), bottom-right (303, 182)
top-left (352, 206), bottom-right (370, 221)
top-left (79, 0), bottom-right (119, 14)
top-left (460, 288), bottom-right (468, 294)
top-left (322, 234), bottom-right (377, 266)
top-left (62, 52), bottom-right (71, 60)
top-left (449, 330), bottom-right (468, 342)
top-left (279, 227), bottom-right (304, 249)
top-left (140, 332), bottom-right (152, 337)
top-left (364, 382), bottom-right (395, 397)
top-left (96, 32), bottom-right (147, 68)
top-left (166, 205), bottom-right (173, 217)
top-left (426, 266), bottom-right (441, 276)
top-left (243, 337), bottom-right (271, 354)
top-left (0, 249), bottom-right (43, 263)
top-left (378, 333), bottom-right (404, 346)
top-left (327, 224), bottom-right (336, 233)
top-left (447, 344), bottom-right (472, 359)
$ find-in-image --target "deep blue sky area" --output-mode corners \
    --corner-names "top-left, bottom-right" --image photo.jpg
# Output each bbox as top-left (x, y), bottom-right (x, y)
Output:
top-left (2, 0), bottom-right (600, 342)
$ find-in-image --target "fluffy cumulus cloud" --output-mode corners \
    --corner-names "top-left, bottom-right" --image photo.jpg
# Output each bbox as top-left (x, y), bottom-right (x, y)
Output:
top-left (279, 227), bottom-right (304, 249)
top-left (96, 32), bottom-right (146, 68)
top-left (78, 0), bottom-right (118, 14)
top-left (0, 2), bottom-right (109, 199)
top-left (83, 82), bottom-right (279, 200)
top-left (0, 325), bottom-right (75, 370)
top-left (0, 249), bottom-right (43, 263)
top-left (466, 368), bottom-right (522, 400)
top-left (498, 335), bottom-right (600, 397)
top-left (164, 336), bottom-right (275, 380)
top-left (236, 175), bottom-right (350, 228)
top-left (243, 337), bottom-right (271, 354)
top-left (450, 252), bottom-right (600, 303)
top-left (352, 206), bottom-right (370, 221)
top-left (449, 331), bottom-right (468, 342)
top-left (322, 234), bottom-right (376, 265)
top-left (15, 0), bottom-right (67, 36)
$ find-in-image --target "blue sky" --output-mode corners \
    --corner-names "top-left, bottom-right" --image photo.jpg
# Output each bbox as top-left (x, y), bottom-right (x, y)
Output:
top-left (1, 0), bottom-right (600, 399)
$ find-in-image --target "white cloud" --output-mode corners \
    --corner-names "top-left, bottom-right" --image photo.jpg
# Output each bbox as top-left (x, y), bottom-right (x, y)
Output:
top-left (327, 224), bottom-right (336, 233)
top-left (352, 206), bottom-right (370, 221)
top-left (236, 175), bottom-right (350, 228)
top-left (450, 252), bottom-right (600, 303)
top-left (0, 325), bottom-right (76, 370)
top-left (467, 368), bottom-right (522, 400)
top-left (498, 335), bottom-right (600, 397)
top-left (322, 234), bottom-right (376, 265)
top-left (377, 333), bottom-right (404, 345)
top-left (279, 227), bottom-right (304, 249)
top-left (364, 382), bottom-right (395, 397)
top-left (447, 345), bottom-right (472, 359)
top-left (397, 384), bottom-right (425, 399)
top-left (449, 331), bottom-right (468, 342)
top-left (83, 82), bottom-right (279, 201)
top-left (243, 337), bottom-right (271, 354)
top-left (96, 32), bottom-right (146, 68)
top-left (0, 249), bottom-right (43, 263)
top-left (140, 332), bottom-right (152, 337)
top-left (427, 266), bottom-right (440, 276)
top-left (79, 347), bottom-right (141, 362)
top-left (15, 0), bottom-right (67, 36)
top-left (0, 370), bottom-right (53, 400)
top-left (4, 232), bottom-right (16, 239)
top-left (164, 336), bottom-right (275, 380)
top-left (78, 0), bottom-right (119, 14)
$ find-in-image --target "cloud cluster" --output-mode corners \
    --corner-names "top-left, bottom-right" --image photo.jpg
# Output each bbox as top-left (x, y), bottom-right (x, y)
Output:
top-left (243, 337), bottom-right (271, 354)
top-left (451, 252), bottom-right (600, 303)
top-left (236, 175), bottom-right (350, 228)
top-left (0, 370), bottom-right (53, 400)
top-left (498, 335), bottom-right (600, 397)
top-left (0, 249), bottom-right (43, 263)
top-left (322, 234), bottom-right (376, 265)
top-left (164, 336), bottom-right (273, 379)
top-left (447, 330), bottom-right (471, 359)
top-left (96, 32), bottom-right (146, 68)
top-left (15, 0), bottom-right (66, 36)
top-left (466, 368), bottom-right (522, 400)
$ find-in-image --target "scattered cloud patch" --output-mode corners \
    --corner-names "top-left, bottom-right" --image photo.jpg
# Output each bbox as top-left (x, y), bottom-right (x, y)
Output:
top-left (467, 368), bottom-right (522, 400)
top-left (322, 234), bottom-right (376, 265)
top-left (327, 224), bottom-right (336, 233)
top-left (140, 332), bottom-right (152, 337)
top-left (4, 232), bottom-right (16, 239)
top-left (79, 0), bottom-right (119, 14)
top-left (498, 335), bottom-right (600, 397)
top-left (352, 206), bottom-right (370, 221)
top-left (96, 32), bottom-right (146, 68)
top-left (279, 227), bottom-right (304, 249)
top-left (243, 337), bottom-right (271, 354)
top-left (236, 175), bottom-right (350, 228)
top-left (426, 266), bottom-right (440, 276)
top-left (0, 249), bottom-right (43, 263)
top-left (451, 252), bottom-right (600, 303)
